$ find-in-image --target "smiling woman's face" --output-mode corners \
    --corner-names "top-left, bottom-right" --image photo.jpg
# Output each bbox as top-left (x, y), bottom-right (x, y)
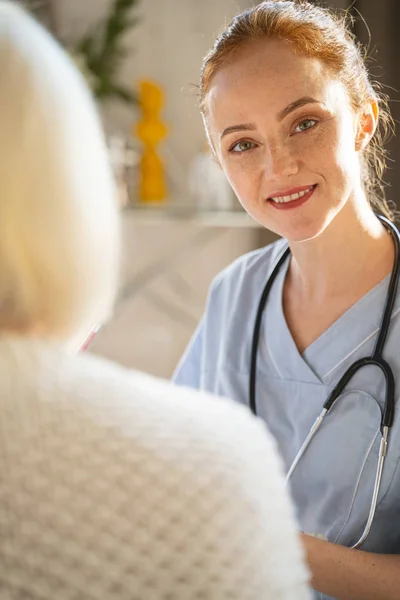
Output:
top-left (205, 39), bottom-right (365, 242)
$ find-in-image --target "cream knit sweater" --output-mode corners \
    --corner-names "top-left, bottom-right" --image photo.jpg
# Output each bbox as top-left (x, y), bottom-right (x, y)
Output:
top-left (0, 336), bottom-right (310, 599)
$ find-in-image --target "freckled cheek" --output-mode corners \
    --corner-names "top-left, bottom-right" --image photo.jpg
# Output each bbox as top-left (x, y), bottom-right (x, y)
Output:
top-left (221, 162), bottom-right (260, 204)
top-left (300, 133), bottom-right (344, 179)
top-left (314, 144), bottom-right (357, 199)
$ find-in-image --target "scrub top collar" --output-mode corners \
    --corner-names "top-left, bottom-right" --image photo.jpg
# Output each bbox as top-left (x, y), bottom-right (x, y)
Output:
top-left (261, 248), bottom-right (400, 386)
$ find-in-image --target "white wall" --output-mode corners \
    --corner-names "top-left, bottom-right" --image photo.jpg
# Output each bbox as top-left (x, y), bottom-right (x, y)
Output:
top-left (55, 0), bottom-right (252, 180)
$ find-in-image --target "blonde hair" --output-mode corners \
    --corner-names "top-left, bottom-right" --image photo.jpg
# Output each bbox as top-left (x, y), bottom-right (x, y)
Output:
top-left (0, 2), bottom-right (120, 342)
top-left (200, 0), bottom-right (395, 220)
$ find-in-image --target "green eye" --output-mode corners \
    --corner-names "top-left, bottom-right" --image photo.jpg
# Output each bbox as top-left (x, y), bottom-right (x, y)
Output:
top-left (231, 140), bottom-right (255, 153)
top-left (295, 119), bottom-right (317, 133)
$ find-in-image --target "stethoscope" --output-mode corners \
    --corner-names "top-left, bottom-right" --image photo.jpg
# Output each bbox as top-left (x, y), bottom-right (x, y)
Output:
top-left (249, 214), bottom-right (400, 549)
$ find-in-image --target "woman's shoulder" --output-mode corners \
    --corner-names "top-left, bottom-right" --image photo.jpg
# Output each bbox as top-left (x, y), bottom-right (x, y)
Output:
top-left (0, 334), bottom-right (303, 542)
top-left (0, 338), bottom-right (310, 599)
top-left (0, 334), bottom-right (275, 458)
top-left (63, 348), bottom-right (276, 453)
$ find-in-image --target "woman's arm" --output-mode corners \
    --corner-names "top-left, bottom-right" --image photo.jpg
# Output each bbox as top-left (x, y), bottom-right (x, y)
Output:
top-left (302, 533), bottom-right (400, 600)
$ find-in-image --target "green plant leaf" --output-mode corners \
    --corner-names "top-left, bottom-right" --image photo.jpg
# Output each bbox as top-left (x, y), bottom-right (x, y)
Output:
top-left (73, 0), bottom-right (140, 105)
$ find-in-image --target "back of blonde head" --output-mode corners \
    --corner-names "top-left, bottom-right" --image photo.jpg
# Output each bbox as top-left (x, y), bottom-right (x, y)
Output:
top-left (0, 2), bottom-right (120, 343)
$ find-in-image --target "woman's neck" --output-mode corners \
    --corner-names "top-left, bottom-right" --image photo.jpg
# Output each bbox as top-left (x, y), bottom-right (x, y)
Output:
top-left (287, 200), bottom-right (395, 304)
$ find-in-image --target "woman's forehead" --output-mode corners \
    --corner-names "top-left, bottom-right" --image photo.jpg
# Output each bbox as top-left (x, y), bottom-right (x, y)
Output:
top-left (206, 40), bottom-right (347, 126)
top-left (209, 41), bottom-right (325, 101)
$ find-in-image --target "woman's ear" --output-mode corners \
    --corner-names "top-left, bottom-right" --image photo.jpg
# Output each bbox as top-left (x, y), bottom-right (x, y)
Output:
top-left (356, 100), bottom-right (378, 151)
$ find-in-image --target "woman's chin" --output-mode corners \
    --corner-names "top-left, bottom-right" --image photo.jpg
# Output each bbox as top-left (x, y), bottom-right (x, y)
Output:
top-left (251, 212), bottom-right (326, 243)
top-left (285, 225), bottom-right (326, 244)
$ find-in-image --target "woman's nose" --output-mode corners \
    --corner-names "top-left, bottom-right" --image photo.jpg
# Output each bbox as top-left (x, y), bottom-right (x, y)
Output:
top-left (263, 142), bottom-right (299, 180)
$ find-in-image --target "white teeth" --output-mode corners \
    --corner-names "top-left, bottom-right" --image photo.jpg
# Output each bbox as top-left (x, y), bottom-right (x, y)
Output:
top-left (271, 186), bottom-right (314, 203)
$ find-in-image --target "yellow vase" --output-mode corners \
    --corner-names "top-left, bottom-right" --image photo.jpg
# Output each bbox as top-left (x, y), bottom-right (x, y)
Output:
top-left (135, 80), bottom-right (168, 203)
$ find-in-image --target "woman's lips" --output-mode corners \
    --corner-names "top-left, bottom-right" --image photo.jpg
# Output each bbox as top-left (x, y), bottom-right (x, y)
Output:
top-left (267, 184), bottom-right (317, 210)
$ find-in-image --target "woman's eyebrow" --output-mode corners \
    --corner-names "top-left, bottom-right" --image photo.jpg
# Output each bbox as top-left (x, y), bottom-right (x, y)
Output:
top-left (221, 123), bottom-right (256, 139)
top-left (220, 96), bottom-right (322, 139)
top-left (277, 96), bottom-right (321, 121)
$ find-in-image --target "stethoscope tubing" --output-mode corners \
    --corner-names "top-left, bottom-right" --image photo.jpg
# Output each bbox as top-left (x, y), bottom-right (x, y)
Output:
top-left (249, 215), bottom-right (400, 548)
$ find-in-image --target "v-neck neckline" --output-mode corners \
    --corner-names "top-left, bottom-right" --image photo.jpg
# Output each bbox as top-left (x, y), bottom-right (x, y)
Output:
top-left (302, 271), bottom-right (392, 381)
top-left (263, 247), bottom-right (395, 384)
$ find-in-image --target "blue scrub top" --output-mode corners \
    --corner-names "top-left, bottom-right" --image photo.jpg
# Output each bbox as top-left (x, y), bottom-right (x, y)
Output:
top-left (173, 238), bottom-right (400, 600)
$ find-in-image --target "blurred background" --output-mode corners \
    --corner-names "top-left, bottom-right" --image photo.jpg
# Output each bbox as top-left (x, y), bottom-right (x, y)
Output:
top-left (23, 0), bottom-right (400, 377)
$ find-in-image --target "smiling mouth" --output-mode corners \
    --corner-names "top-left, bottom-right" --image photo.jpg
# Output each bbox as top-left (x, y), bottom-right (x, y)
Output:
top-left (268, 185), bottom-right (317, 203)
